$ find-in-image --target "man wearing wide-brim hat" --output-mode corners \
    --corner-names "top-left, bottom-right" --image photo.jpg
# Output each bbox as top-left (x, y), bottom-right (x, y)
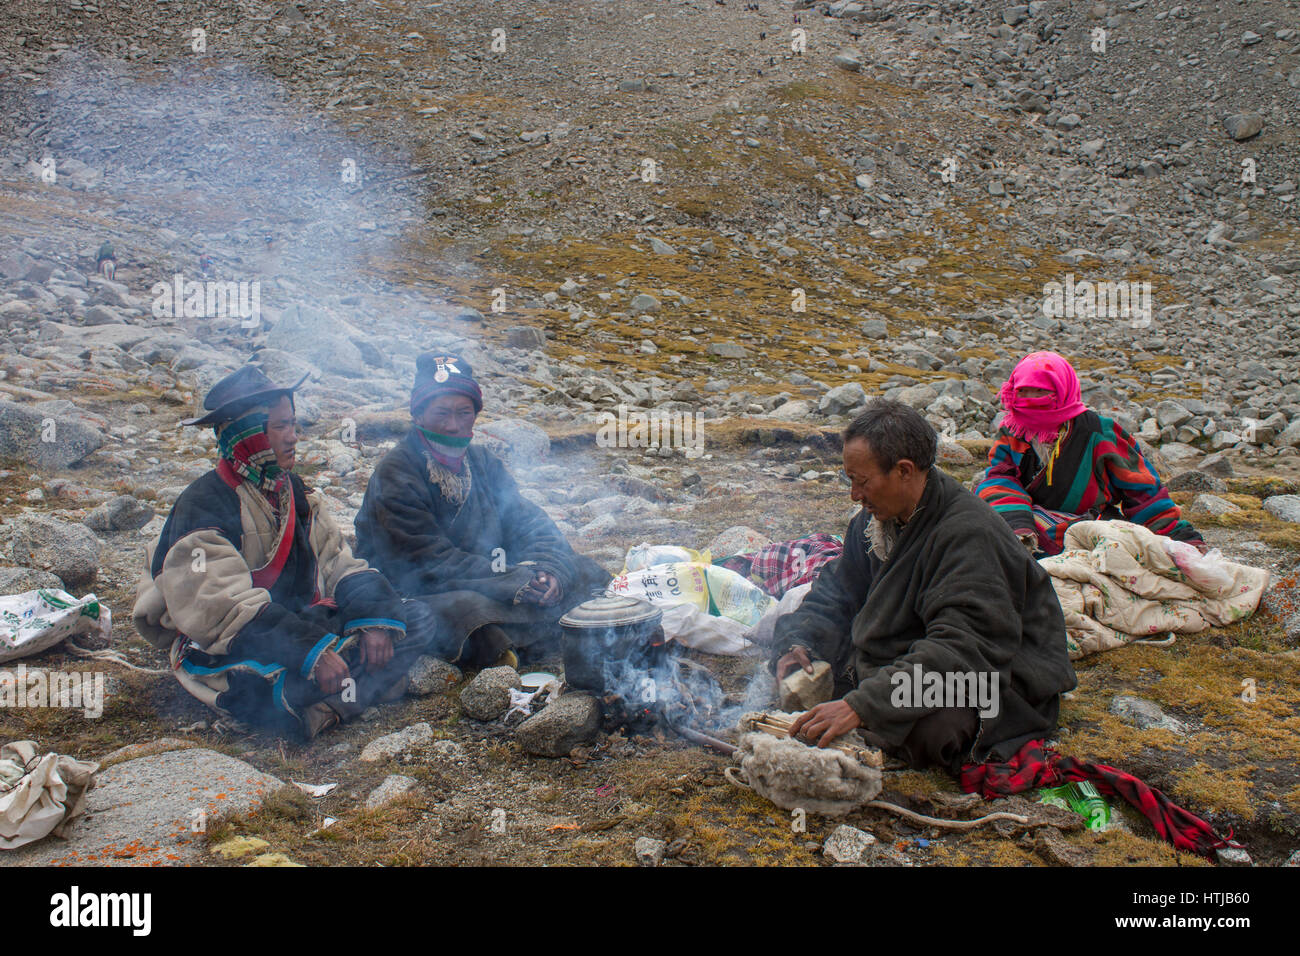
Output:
top-left (133, 365), bottom-right (438, 739)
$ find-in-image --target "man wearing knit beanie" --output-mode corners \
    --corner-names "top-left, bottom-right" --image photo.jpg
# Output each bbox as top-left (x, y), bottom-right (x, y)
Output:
top-left (355, 353), bottom-right (611, 667)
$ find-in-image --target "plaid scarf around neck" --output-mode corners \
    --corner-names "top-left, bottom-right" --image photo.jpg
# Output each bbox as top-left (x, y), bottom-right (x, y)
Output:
top-left (215, 410), bottom-right (287, 497)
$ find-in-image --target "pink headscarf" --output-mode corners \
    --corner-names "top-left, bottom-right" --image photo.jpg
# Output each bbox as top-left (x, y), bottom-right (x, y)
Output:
top-left (998, 351), bottom-right (1088, 444)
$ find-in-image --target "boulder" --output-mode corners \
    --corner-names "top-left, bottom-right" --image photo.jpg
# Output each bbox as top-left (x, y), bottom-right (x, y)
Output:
top-left (1190, 494), bottom-right (1240, 518)
top-left (1166, 471), bottom-right (1226, 494)
top-left (823, 824), bottom-right (877, 864)
top-left (82, 495), bottom-right (154, 533)
top-left (0, 567), bottom-right (65, 591)
top-left (515, 692), bottom-right (601, 756)
top-left (0, 400), bottom-right (104, 469)
top-left (819, 382), bottom-right (868, 416)
top-left (4, 749), bottom-right (282, 866)
top-left (9, 515), bottom-right (101, 589)
top-left (359, 722), bottom-right (435, 762)
top-left (1263, 495), bottom-right (1300, 524)
top-left (476, 418), bottom-right (550, 464)
top-left (407, 656), bottom-right (461, 695)
top-left (365, 774), bottom-right (420, 811)
top-left (459, 666), bottom-right (523, 720)
top-left (505, 326), bottom-right (547, 350)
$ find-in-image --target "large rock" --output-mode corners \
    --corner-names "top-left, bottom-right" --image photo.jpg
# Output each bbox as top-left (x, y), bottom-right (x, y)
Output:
top-left (823, 824), bottom-right (877, 864)
top-left (2, 749), bottom-right (282, 866)
top-left (1109, 695), bottom-right (1188, 735)
top-left (1190, 494), bottom-right (1240, 518)
top-left (1198, 452), bottom-right (1234, 478)
top-left (1222, 112), bottom-right (1264, 141)
top-left (459, 666), bottom-right (523, 720)
top-left (1263, 495), bottom-right (1300, 524)
top-left (1275, 419), bottom-right (1300, 448)
top-left (709, 525), bottom-right (772, 556)
top-left (819, 382), bottom-right (868, 416)
top-left (706, 342), bottom-right (749, 359)
top-left (476, 418), bottom-right (550, 464)
top-left (265, 304), bottom-right (365, 378)
top-left (407, 656), bottom-right (461, 695)
top-left (515, 692), bottom-right (601, 756)
top-left (894, 384), bottom-right (938, 409)
top-left (0, 400), bottom-right (104, 469)
top-left (1155, 401), bottom-right (1193, 429)
top-left (365, 774), bottom-right (419, 811)
top-left (634, 836), bottom-right (667, 866)
top-left (0, 567), bottom-right (65, 591)
top-left (359, 722), bottom-right (435, 762)
top-left (1166, 470), bottom-right (1226, 494)
top-left (82, 495), bottom-right (155, 534)
top-left (505, 326), bottom-right (547, 350)
top-left (9, 515), bottom-right (101, 589)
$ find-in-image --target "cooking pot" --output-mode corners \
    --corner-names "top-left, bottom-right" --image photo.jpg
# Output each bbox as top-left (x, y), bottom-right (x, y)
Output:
top-left (559, 593), bottom-right (665, 693)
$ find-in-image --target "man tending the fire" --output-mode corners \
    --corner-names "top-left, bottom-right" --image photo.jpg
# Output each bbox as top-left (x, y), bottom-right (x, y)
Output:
top-left (772, 400), bottom-right (1078, 774)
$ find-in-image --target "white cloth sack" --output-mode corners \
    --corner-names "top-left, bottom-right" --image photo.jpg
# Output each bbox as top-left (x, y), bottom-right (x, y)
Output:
top-left (0, 741), bottom-right (98, 849)
top-left (0, 589), bottom-right (111, 665)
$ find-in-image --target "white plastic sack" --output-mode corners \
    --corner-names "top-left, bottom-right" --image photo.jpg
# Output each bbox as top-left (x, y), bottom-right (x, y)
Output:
top-left (748, 582), bottom-right (813, 649)
top-left (623, 543), bottom-right (711, 572)
top-left (659, 602), bottom-right (759, 656)
top-left (1162, 540), bottom-right (1235, 594)
top-left (0, 741), bottom-right (98, 849)
top-left (0, 589), bottom-right (111, 665)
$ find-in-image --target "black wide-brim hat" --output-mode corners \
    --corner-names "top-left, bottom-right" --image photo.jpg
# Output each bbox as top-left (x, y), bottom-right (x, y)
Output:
top-left (181, 365), bottom-right (311, 427)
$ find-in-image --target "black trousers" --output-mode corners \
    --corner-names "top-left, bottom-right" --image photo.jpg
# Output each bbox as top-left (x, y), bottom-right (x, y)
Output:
top-left (858, 707), bottom-right (980, 775)
top-left (214, 598), bottom-right (437, 737)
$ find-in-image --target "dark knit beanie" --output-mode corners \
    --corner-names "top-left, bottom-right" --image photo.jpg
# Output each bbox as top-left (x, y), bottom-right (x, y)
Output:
top-left (410, 353), bottom-right (483, 417)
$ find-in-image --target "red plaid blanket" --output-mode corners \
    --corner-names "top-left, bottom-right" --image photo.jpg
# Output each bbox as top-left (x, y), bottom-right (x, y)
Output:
top-left (716, 533), bottom-right (843, 598)
top-left (960, 739), bottom-right (1235, 860)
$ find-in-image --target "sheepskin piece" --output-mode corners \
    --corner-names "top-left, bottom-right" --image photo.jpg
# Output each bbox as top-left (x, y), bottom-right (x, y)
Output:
top-left (734, 731), bottom-right (883, 818)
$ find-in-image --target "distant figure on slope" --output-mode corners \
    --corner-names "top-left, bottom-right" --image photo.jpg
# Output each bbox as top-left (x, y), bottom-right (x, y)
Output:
top-left (95, 241), bottom-right (115, 280)
top-left (975, 351), bottom-right (1205, 557)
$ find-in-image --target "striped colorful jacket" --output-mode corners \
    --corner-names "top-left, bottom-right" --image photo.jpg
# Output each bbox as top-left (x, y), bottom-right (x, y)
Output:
top-left (975, 410), bottom-right (1204, 556)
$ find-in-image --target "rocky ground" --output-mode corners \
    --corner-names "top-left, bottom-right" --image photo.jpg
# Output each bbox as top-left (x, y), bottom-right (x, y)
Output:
top-left (1, 0), bottom-right (1299, 867)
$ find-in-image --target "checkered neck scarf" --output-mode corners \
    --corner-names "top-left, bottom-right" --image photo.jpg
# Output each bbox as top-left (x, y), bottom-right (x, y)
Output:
top-left (215, 410), bottom-right (287, 497)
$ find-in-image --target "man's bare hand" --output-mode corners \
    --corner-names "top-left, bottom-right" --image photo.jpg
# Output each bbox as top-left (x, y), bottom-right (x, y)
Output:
top-left (788, 700), bottom-right (862, 749)
top-left (313, 649), bottom-right (350, 696)
top-left (775, 645), bottom-right (815, 683)
top-left (530, 571), bottom-right (562, 608)
top-left (358, 628), bottom-right (394, 673)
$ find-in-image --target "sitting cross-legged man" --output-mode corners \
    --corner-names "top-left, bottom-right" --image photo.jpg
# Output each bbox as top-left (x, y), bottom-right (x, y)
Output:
top-left (133, 366), bottom-right (441, 739)
top-left (355, 353), bottom-right (610, 668)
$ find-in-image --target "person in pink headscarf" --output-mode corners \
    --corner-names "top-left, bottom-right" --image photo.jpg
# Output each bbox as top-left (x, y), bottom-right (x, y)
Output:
top-left (975, 351), bottom-right (1205, 556)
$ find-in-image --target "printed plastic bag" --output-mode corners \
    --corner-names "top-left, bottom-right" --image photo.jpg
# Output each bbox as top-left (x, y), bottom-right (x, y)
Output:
top-left (702, 564), bottom-right (775, 627)
top-left (608, 562), bottom-right (775, 629)
top-left (608, 563), bottom-right (711, 612)
top-left (1162, 540), bottom-right (1234, 594)
top-left (623, 543), bottom-right (711, 573)
top-left (0, 589), bottom-right (111, 665)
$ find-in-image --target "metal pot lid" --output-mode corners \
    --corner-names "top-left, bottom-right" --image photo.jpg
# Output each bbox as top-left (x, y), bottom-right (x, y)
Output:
top-left (559, 593), bottom-right (662, 629)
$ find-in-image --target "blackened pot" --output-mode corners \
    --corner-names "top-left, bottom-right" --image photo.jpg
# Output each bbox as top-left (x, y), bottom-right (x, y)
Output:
top-left (559, 594), bottom-right (665, 693)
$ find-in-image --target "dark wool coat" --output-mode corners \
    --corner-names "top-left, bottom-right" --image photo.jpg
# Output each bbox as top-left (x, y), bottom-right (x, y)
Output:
top-left (355, 430), bottom-right (611, 653)
top-left (771, 468), bottom-right (1077, 764)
